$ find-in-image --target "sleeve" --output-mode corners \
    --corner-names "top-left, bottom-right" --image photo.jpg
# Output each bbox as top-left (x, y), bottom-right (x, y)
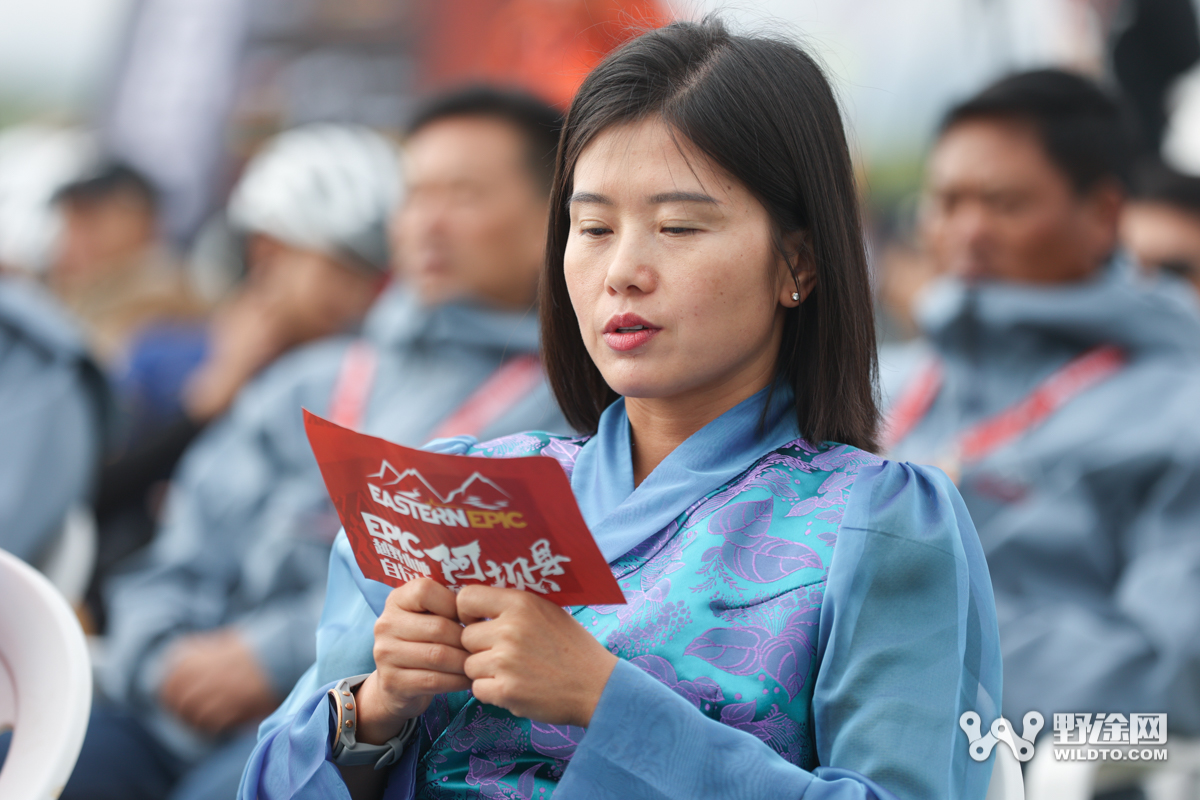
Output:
top-left (100, 417), bottom-right (255, 705)
top-left (239, 534), bottom-right (400, 800)
top-left (558, 660), bottom-right (899, 800)
top-left (557, 461), bottom-right (1000, 800)
top-left (0, 343), bottom-right (101, 561)
top-left (239, 434), bottom-right (548, 800)
top-left (986, 434), bottom-right (1200, 733)
top-left (812, 462), bottom-right (1002, 800)
top-left (102, 349), bottom-right (346, 705)
top-left (235, 583), bottom-right (330, 697)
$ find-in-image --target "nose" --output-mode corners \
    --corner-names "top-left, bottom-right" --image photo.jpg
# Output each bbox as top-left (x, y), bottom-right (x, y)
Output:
top-left (603, 230), bottom-right (657, 297)
top-left (400, 195), bottom-right (450, 243)
top-left (927, 199), bottom-right (993, 278)
top-left (949, 201), bottom-right (993, 253)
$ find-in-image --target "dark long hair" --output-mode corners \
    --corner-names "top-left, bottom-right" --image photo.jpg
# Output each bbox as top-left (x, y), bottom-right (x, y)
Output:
top-left (540, 18), bottom-right (879, 452)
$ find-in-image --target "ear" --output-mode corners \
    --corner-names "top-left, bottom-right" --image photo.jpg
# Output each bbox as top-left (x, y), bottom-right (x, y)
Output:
top-left (778, 230), bottom-right (816, 308)
top-left (1080, 180), bottom-right (1124, 263)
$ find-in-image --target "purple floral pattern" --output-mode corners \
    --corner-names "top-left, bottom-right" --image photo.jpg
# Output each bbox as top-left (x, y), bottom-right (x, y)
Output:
top-left (472, 434), bottom-right (548, 460)
top-left (696, 499), bottom-right (823, 592)
top-left (540, 437), bottom-right (587, 479)
top-left (412, 431), bottom-right (879, 798)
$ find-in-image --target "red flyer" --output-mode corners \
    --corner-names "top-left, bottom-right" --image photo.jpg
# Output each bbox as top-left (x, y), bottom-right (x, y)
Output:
top-left (304, 410), bottom-right (625, 606)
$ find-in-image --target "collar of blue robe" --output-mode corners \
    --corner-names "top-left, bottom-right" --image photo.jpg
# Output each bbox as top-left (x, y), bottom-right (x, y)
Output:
top-left (571, 384), bottom-right (802, 563)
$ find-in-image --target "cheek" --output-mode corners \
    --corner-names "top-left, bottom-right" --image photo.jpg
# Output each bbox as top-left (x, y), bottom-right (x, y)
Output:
top-left (1006, 208), bottom-right (1075, 258)
top-left (562, 240), bottom-right (597, 323)
top-left (676, 240), bottom-right (776, 329)
top-left (293, 264), bottom-right (331, 309)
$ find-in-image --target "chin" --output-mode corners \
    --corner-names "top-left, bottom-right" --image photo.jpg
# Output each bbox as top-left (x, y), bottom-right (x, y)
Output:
top-left (413, 280), bottom-right (464, 307)
top-left (597, 368), bottom-right (680, 401)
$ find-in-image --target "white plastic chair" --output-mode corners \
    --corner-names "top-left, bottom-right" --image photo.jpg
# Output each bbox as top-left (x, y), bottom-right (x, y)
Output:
top-left (0, 547), bottom-right (92, 799)
top-left (37, 507), bottom-right (97, 608)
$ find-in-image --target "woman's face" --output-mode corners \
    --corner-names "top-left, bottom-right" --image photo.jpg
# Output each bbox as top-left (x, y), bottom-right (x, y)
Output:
top-left (565, 118), bottom-right (803, 407)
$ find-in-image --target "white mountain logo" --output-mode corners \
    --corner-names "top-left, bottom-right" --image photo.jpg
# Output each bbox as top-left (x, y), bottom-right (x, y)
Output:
top-left (368, 461), bottom-right (511, 510)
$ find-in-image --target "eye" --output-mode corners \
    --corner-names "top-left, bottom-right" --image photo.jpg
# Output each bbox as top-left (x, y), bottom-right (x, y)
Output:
top-left (662, 226), bottom-right (697, 235)
top-left (580, 225), bottom-right (612, 237)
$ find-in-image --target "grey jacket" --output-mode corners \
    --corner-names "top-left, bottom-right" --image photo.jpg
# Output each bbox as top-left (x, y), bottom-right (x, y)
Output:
top-left (882, 260), bottom-right (1200, 733)
top-left (100, 287), bottom-right (571, 758)
top-left (0, 277), bottom-right (109, 562)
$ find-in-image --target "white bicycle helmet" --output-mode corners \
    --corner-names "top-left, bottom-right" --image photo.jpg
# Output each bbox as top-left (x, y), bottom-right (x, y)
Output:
top-left (227, 124), bottom-right (402, 273)
top-left (0, 125), bottom-right (97, 275)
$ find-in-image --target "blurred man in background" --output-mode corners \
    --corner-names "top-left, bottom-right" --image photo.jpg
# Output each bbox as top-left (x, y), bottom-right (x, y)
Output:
top-left (1123, 158), bottom-right (1200, 295)
top-left (882, 70), bottom-right (1200, 732)
top-left (53, 86), bottom-right (570, 800)
top-left (0, 272), bottom-right (110, 563)
top-left (49, 162), bottom-right (205, 367)
top-left (89, 124), bottom-right (401, 629)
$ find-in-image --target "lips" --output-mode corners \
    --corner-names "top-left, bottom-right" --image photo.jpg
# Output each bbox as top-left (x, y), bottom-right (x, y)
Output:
top-left (602, 313), bottom-right (661, 352)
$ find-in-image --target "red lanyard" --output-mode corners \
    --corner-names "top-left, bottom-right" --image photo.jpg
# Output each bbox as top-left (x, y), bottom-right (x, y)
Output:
top-left (428, 353), bottom-right (543, 440)
top-left (881, 345), bottom-right (1126, 464)
top-left (328, 341), bottom-right (378, 430)
top-left (327, 340), bottom-right (543, 439)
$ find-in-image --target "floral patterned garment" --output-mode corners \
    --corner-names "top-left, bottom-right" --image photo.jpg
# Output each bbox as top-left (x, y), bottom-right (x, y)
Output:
top-left (241, 392), bottom-right (1002, 800)
top-left (414, 432), bottom-right (883, 799)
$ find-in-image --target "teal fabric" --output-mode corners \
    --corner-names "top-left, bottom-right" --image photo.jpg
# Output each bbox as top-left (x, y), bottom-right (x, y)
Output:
top-left (241, 395), bottom-right (1001, 800)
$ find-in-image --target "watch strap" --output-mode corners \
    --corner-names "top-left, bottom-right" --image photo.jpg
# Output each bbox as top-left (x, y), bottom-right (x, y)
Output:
top-left (328, 674), bottom-right (419, 769)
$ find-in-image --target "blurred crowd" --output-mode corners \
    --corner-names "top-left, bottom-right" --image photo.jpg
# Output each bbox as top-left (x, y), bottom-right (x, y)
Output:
top-left (4, 0), bottom-right (1200, 798)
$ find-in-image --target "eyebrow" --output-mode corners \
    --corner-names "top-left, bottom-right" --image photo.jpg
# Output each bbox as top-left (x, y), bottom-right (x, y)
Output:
top-left (648, 191), bottom-right (718, 205)
top-left (568, 191), bottom-right (612, 206)
top-left (567, 190), bottom-right (720, 206)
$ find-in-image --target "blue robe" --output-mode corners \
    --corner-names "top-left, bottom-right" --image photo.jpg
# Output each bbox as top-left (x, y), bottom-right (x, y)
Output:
top-left (239, 387), bottom-right (1002, 800)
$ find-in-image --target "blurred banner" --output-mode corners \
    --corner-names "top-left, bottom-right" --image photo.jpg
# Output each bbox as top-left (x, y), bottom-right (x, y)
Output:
top-left (417, 0), bottom-right (668, 107)
top-left (101, 0), bottom-right (668, 245)
top-left (103, 0), bottom-right (247, 245)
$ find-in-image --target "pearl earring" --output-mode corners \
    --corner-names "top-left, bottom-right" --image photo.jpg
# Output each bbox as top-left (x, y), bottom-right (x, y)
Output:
top-left (791, 292), bottom-right (799, 302)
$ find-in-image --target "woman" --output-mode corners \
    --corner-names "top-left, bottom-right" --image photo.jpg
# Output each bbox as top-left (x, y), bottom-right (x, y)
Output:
top-left (240, 19), bottom-right (1000, 800)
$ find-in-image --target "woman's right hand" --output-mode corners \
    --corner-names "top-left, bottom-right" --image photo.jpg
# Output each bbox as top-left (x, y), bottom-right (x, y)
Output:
top-left (352, 578), bottom-right (472, 745)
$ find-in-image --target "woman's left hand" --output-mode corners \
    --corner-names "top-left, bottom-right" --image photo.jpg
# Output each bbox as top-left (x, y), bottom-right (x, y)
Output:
top-left (457, 586), bottom-right (618, 728)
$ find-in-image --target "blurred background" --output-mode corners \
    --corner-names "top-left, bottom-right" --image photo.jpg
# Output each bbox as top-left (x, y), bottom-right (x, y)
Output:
top-left (3, 3), bottom-right (1200, 799)
top-left (4, 0), bottom-right (1200, 329)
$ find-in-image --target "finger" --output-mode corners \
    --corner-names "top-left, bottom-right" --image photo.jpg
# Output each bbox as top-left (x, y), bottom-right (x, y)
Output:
top-left (462, 650), bottom-right (500, 681)
top-left (158, 670), bottom-right (184, 705)
top-left (384, 668), bottom-right (472, 698)
top-left (375, 639), bottom-right (470, 676)
top-left (456, 585), bottom-right (531, 624)
top-left (375, 609), bottom-right (466, 649)
top-left (174, 688), bottom-right (208, 725)
top-left (458, 618), bottom-right (504, 654)
top-left (469, 677), bottom-right (513, 714)
top-left (159, 682), bottom-right (186, 714)
top-left (159, 661), bottom-right (205, 708)
top-left (196, 703), bottom-right (242, 735)
top-left (187, 694), bottom-right (232, 734)
top-left (173, 672), bottom-right (223, 719)
top-left (391, 578), bottom-right (460, 621)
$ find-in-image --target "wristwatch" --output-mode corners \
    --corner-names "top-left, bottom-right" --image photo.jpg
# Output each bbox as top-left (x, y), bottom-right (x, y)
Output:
top-left (328, 674), bottom-right (418, 769)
